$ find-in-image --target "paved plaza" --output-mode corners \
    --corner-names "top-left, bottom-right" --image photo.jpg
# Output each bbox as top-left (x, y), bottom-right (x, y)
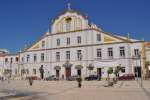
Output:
top-left (0, 80), bottom-right (150, 100)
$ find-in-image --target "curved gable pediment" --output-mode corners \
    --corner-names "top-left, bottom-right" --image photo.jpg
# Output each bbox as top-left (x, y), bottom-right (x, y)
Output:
top-left (51, 10), bottom-right (89, 34)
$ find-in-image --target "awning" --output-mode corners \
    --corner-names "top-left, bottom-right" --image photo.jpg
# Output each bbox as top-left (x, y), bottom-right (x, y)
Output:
top-left (75, 65), bottom-right (83, 70)
top-left (54, 66), bottom-right (61, 70)
top-left (63, 61), bottom-right (73, 68)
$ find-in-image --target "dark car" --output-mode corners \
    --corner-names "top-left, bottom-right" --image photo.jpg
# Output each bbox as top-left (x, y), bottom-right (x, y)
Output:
top-left (26, 76), bottom-right (41, 80)
top-left (118, 74), bottom-right (135, 80)
top-left (45, 75), bottom-right (59, 81)
top-left (68, 75), bottom-right (78, 81)
top-left (85, 75), bottom-right (98, 81)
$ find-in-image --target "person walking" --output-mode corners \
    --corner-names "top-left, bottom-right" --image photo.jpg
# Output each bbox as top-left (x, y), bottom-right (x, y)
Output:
top-left (28, 77), bottom-right (33, 86)
top-left (77, 76), bottom-right (82, 88)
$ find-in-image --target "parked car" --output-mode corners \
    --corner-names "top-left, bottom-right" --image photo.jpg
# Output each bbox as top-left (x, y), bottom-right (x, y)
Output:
top-left (45, 75), bottom-right (59, 81)
top-left (68, 75), bottom-right (78, 81)
top-left (85, 75), bottom-right (98, 81)
top-left (118, 74), bottom-right (135, 80)
top-left (26, 76), bottom-right (41, 80)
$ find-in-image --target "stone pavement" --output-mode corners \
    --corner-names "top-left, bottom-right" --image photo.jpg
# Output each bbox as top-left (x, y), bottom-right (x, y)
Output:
top-left (0, 80), bottom-right (150, 100)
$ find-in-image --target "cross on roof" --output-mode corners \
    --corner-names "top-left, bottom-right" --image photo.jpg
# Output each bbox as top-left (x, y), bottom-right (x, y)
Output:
top-left (67, 3), bottom-right (71, 10)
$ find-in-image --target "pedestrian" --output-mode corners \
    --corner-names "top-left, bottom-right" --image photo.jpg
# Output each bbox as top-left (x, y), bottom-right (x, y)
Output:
top-left (28, 77), bottom-right (33, 86)
top-left (77, 76), bottom-right (82, 88)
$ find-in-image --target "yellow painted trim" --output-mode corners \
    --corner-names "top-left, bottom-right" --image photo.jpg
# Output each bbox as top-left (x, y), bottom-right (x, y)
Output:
top-left (141, 41), bottom-right (147, 80)
top-left (104, 34), bottom-right (120, 43)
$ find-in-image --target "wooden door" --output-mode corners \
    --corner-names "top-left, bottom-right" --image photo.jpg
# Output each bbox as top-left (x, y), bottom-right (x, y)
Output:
top-left (97, 68), bottom-right (102, 80)
top-left (65, 68), bottom-right (71, 80)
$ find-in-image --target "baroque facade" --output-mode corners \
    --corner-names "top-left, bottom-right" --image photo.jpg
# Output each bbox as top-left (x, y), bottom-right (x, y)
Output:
top-left (0, 7), bottom-right (149, 80)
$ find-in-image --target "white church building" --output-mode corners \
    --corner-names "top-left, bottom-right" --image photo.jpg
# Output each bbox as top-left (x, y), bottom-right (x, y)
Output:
top-left (0, 6), bottom-right (148, 80)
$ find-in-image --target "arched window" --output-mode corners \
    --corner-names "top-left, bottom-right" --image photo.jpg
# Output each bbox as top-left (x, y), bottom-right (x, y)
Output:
top-left (66, 17), bottom-right (72, 32)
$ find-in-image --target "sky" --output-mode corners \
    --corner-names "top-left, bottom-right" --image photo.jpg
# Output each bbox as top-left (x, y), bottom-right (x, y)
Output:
top-left (0, 0), bottom-right (150, 53)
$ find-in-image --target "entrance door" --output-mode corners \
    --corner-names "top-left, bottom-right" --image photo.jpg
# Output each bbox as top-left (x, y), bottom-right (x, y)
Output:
top-left (65, 68), bottom-right (71, 80)
top-left (56, 70), bottom-right (60, 78)
top-left (97, 68), bottom-right (102, 80)
top-left (77, 70), bottom-right (82, 76)
top-left (134, 67), bottom-right (141, 78)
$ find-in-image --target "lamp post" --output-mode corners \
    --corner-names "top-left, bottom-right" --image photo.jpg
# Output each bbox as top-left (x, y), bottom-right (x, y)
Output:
top-left (133, 56), bottom-right (139, 80)
top-left (138, 52), bottom-right (143, 87)
top-left (79, 54), bottom-right (82, 77)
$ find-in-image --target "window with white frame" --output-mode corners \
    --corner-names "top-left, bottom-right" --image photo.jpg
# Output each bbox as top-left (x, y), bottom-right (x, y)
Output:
top-left (120, 47), bottom-right (125, 57)
top-left (56, 52), bottom-right (60, 61)
top-left (108, 48), bottom-right (113, 58)
top-left (57, 39), bottom-right (60, 46)
top-left (77, 36), bottom-right (81, 44)
top-left (97, 48), bottom-right (102, 58)
top-left (27, 55), bottom-right (30, 62)
top-left (134, 49), bottom-right (139, 56)
top-left (97, 34), bottom-right (101, 41)
top-left (33, 54), bottom-right (37, 62)
top-left (66, 51), bottom-right (70, 60)
top-left (41, 53), bottom-right (44, 62)
top-left (77, 50), bottom-right (82, 60)
top-left (66, 37), bottom-right (70, 45)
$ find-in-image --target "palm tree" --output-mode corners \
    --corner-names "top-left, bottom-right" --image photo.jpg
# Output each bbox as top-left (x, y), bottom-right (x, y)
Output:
top-left (114, 65), bottom-right (122, 80)
top-left (107, 67), bottom-right (113, 82)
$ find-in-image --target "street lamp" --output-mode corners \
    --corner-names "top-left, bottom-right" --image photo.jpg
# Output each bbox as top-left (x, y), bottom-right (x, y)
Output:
top-left (138, 52), bottom-right (143, 87)
top-left (79, 54), bottom-right (83, 77)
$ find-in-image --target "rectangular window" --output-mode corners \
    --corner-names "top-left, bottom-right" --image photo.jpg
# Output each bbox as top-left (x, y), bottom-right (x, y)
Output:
top-left (77, 50), bottom-right (82, 60)
top-left (134, 49), bottom-right (139, 56)
top-left (33, 54), bottom-right (37, 62)
top-left (67, 37), bottom-right (70, 45)
top-left (66, 51), bottom-right (70, 60)
top-left (120, 47), bottom-right (125, 57)
top-left (108, 48), bottom-right (113, 58)
top-left (57, 39), bottom-right (60, 46)
top-left (97, 34), bottom-right (101, 41)
top-left (42, 41), bottom-right (45, 48)
top-left (41, 53), bottom-right (44, 62)
top-left (27, 55), bottom-right (30, 62)
top-left (77, 36), bottom-right (81, 44)
top-left (97, 49), bottom-right (102, 58)
top-left (56, 52), bottom-right (60, 61)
